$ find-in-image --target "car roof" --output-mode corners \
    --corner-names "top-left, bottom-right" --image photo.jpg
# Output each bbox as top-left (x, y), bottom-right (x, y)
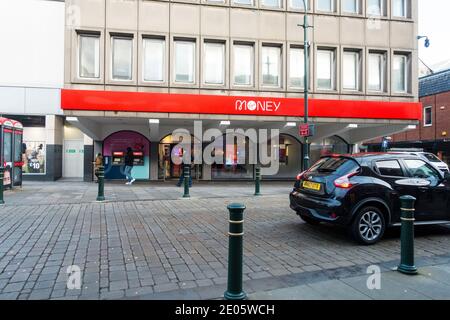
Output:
top-left (323, 152), bottom-right (423, 165)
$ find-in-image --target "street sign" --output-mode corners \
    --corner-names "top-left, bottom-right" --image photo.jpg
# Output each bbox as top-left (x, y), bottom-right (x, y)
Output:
top-left (299, 124), bottom-right (315, 137)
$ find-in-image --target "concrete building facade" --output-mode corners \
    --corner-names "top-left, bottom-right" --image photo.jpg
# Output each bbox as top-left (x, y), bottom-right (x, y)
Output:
top-left (2, 0), bottom-right (423, 182)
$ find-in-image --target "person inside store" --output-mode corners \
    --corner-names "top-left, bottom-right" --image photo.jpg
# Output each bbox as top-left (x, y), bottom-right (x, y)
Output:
top-left (124, 147), bottom-right (135, 185)
top-left (176, 154), bottom-right (193, 188)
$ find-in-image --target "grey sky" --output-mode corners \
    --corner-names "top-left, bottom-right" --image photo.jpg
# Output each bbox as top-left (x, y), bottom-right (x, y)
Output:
top-left (419, 0), bottom-right (450, 67)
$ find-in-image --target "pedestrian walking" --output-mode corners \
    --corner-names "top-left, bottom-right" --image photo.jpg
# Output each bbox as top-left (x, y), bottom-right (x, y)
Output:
top-left (124, 147), bottom-right (135, 185)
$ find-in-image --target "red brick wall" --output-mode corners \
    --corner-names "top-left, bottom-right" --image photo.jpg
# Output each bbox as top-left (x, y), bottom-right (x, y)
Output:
top-left (435, 91), bottom-right (450, 140)
top-left (367, 92), bottom-right (450, 144)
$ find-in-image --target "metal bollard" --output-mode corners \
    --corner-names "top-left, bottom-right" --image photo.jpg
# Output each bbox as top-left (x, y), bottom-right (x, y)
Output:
top-left (224, 203), bottom-right (247, 300)
top-left (254, 166), bottom-right (261, 196)
top-left (397, 195), bottom-right (418, 275)
top-left (96, 165), bottom-right (105, 202)
top-left (0, 167), bottom-right (4, 205)
top-left (183, 164), bottom-right (190, 198)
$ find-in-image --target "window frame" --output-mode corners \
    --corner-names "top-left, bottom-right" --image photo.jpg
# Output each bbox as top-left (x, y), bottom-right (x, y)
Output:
top-left (73, 29), bottom-right (104, 84)
top-left (288, 0), bottom-right (309, 11)
top-left (288, 44), bottom-right (308, 90)
top-left (392, 0), bottom-right (409, 18)
top-left (78, 33), bottom-right (101, 80)
top-left (367, 0), bottom-right (386, 17)
top-left (141, 35), bottom-right (166, 84)
top-left (110, 34), bottom-right (135, 82)
top-left (342, 49), bottom-right (362, 92)
top-left (260, 0), bottom-right (283, 9)
top-left (202, 39), bottom-right (227, 87)
top-left (171, 37), bottom-right (198, 87)
top-left (367, 50), bottom-right (387, 93)
top-left (231, 40), bottom-right (257, 89)
top-left (402, 158), bottom-right (441, 186)
top-left (316, 46), bottom-right (337, 91)
top-left (341, 0), bottom-right (361, 15)
top-left (232, 0), bottom-right (254, 6)
top-left (260, 43), bottom-right (284, 89)
top-left (315, 0), bottom-right (335, 13)
top-left (374, 159), bottom-right (405, 178)
top-left (392, 52), bottom-right (410, 95)
top-left (423, 106), bottom-right (433, 127)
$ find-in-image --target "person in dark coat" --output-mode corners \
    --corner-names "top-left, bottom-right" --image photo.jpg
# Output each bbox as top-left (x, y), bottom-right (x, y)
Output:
top-left (124, 147), bottom-right (135, 185)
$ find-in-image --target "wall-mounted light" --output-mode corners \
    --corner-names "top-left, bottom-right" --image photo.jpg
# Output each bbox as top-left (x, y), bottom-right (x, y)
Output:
top-left (220, 121), bottom-right (231, 126)
top-left (149, 119), bottom-right (160, 124)
top-left (407, 125), bottom-right (417, 130)
top-left (347, 124), bottom-right (358, 129)
top-left (66, 117), bottom-right (78, 122)
top-left (285, 122), bottom-right (297, 127)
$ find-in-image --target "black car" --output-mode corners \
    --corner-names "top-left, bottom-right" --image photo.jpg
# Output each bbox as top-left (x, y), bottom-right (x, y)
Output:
top-left (289, 153), bottom-right (450, 245)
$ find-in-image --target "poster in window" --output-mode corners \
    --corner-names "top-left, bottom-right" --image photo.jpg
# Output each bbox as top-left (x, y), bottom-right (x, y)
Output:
top-left (22, 141), bottom-right (46, 174)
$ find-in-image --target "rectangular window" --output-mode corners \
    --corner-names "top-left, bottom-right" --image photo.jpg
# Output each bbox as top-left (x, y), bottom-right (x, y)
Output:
top-left (111, 36), bottom-right (133, 80)
top-left (261, 45), bottom-right (282, 87)
top-left (317, 49), bottom-right (335, 90)
top-left (261, 0), bottom-right (282, 8)
top-left (203, 41), bottom-right (225, 85)
top-left (233, 43), bottom-right (254, 86)
top-left (343, 50), bottom-right (360, 91)
top-left (233, 0), bottom-right (253, 5)
top-left (317, 0), bottom-right (333, 12)
top-left (174, 40), bottom-right (196, 83)
top-left (79, 34), bottom-right (100, 79)
top-left (424, 106), bottom-right (432, 127)
top-left (289, 47), bottom-right (305, 88)
top-left (393, 0), bottom-right (407, 17)
top-left (143, 37), bottom-right (165, 82)
top-left (367, 0), bottom-right (382, 16)
top-left (290, 0), bottom-right (308, 10)
top-left (393, 54), bottom-right (408, 93)
top-left (376, 160), bottom-right (404, 177)
top-left (368, 52), bottom-right (385, 92)
top-left (342, 0), bottom-right (358, 14)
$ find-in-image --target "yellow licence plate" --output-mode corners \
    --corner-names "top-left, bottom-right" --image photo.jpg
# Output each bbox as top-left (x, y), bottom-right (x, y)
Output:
top-left (302, 181), bottom-right (321, 191)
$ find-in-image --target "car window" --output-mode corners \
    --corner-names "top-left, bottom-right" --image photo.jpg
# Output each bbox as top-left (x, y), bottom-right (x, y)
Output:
top-left (375, 160), bottom-right (404, 177)
top-left (310, 157), bottom-right (359, 175)
top-left (422, 153), bottom-right (442, 163)
top-left (404, 159), bottom-right (440, 186)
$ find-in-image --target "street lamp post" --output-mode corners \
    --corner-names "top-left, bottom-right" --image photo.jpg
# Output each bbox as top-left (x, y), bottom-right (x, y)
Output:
top-left (299, 0), bottom-right (313, 171)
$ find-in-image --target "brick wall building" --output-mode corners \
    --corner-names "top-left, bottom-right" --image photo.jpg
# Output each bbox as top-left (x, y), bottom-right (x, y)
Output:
top-left (364, 68), bottom-right (450, 165)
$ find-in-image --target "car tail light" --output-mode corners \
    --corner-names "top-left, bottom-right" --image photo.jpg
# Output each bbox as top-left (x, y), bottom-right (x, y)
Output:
top-left (334, 171), bottom-right (359, 189)
top-left (296, 171), bottom-right (307, 181)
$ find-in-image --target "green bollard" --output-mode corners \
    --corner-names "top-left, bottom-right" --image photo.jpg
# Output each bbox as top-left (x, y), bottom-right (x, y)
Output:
top-left (397, 195), bottom-right (418, 275)
top-left (0, 167), bottom-right (4, 205)
top-left (254, 166), bottom-right (261, 196)
top-left (183, 164), bottom-right (190, 198)
top-left (96, 165), bottom-right (105, 202)
top-left (224, 203), bottom-right (247, 300)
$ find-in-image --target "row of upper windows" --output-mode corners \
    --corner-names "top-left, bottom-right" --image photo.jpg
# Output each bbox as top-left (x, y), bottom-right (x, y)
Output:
top-left (197, 0), bottom-right (411, 18)
top-left (77, 33), bottom-right (412, 94)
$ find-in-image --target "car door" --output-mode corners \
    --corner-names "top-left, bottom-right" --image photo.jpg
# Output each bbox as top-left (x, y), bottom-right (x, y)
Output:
top-left (400, 159), bottom-right (449, 221)
top-left (373, 159), bottom-right (410, 223)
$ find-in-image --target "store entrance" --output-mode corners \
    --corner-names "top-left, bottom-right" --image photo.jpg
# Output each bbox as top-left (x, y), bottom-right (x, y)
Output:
top-left (158, 134), bottom-right (202, 180)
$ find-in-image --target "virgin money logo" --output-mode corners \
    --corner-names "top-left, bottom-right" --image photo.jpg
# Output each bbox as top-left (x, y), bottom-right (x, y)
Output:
top-left (235, 100), bottom-right (281, 113)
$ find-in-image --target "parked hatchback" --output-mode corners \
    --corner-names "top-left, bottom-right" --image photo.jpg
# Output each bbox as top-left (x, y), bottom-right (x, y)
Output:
top-left (289, 153), bottom-right (450, 245)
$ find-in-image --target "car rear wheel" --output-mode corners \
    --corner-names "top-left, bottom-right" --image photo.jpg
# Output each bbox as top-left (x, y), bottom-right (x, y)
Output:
top-left (350, 206), bottom-right (385, 245)
top-left (300, 215), bottom-right (321, 225)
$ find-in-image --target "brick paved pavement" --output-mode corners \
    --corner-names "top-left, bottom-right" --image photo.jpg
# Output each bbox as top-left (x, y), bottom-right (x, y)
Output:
top-left (0, 181), bottom-right (449, 300)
